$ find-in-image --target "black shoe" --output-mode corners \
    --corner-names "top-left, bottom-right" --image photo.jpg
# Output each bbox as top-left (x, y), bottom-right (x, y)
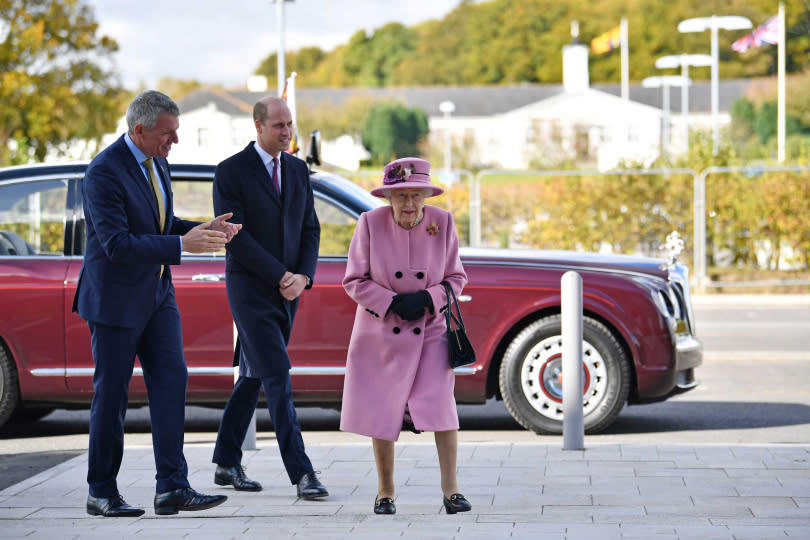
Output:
top-left (296, 471), bottom-right (328, 500)
top-left (214, 465), bottom-right (262, 492)
top-left (154, 487), bottom-right (227, 515)
top-left (443, 493), bottom-right (471, 514)
top-left (86, 494), bottom-right (145, 517)
top-left (374, 496), bottom-right (396, 515)
top-left (402, 410), bottom-right (422, 434)
top-left (402, 418), bottom-right (423, 434)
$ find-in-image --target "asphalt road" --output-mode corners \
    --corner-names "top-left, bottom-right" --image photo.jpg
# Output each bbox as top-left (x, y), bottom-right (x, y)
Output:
top-left (1, 296), bottom-right (808, 491)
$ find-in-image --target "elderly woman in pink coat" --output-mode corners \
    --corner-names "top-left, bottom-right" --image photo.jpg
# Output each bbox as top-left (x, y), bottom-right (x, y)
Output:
top-left (341, 157), bottom-right (471, 516)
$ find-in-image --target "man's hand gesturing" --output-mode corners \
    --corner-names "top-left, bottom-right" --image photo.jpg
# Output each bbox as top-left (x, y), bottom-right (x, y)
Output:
top-left (208, 212), bottom-right (242, 242)
top-left (182, 223), bottom-right (227, 253)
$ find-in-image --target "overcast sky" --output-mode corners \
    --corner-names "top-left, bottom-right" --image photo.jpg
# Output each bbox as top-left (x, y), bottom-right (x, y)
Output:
top-left (91, 0), bottom-right (466, 89)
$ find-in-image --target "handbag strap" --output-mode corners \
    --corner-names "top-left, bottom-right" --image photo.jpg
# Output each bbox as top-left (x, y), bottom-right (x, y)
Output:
top-left (441, 281), bottom-right (466, 331)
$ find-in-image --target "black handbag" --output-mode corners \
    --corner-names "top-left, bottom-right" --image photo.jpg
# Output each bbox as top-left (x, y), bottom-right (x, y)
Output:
top-left (441, 281), bottom-right (476, 369)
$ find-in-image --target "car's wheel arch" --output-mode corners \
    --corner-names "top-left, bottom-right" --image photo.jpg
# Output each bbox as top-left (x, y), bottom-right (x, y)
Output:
top-left (485, 305), bottom-right (637, 402)
top-left (0, 337), bottom-right (22, 429)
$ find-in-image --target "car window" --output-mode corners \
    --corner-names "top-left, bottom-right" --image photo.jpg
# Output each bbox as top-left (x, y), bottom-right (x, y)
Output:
top-left (315, 196), bottom-right (356, 257)
top-left (171, 178), bottom-right (224, 256)
top-left (0, 179), bottom-right (68, 256)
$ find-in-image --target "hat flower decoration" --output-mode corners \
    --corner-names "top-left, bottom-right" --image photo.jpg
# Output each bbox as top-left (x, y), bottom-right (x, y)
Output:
top-left (370, 157), bottom-right (444, 198)
top-left (385, 163), bottom-right (413, 185)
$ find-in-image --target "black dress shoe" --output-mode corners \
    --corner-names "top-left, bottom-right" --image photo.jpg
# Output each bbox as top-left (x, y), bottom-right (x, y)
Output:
top-left (443, 493), bottom-right (472, 514)
top-left (296, 471), bottom-right (328, 500)
top-left (214, 465), bottom-right (262, 492)
top-left (154, 487), bottom-right (227, 515)
top-left (374, 496), bottom-right (396, 515)
top-left (86, 494), bottom-right (145, 517)
top-left (401, 419), bottom-right (423, 434)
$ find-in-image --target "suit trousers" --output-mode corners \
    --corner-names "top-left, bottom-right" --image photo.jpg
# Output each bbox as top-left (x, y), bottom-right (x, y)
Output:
top-left (86, 280), bottom-right (190, 497)
top-left (213, 373), bottom-right (313, 484)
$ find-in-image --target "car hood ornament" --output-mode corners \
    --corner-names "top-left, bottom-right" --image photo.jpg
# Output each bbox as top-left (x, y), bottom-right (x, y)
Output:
top-left (660, 230), bottom-right (684, 269)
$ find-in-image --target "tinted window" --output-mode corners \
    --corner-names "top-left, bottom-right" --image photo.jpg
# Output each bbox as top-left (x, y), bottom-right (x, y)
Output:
top-left (171, 177), bottom-right (223, 256)
top-left (315, 196), bottom-right (356, 257)
top-left (0, 179), bottom-right (68, 256)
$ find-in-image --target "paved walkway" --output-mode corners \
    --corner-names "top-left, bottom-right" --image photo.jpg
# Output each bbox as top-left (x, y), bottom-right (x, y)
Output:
top-left (1, 440), bottom-right (808, 539)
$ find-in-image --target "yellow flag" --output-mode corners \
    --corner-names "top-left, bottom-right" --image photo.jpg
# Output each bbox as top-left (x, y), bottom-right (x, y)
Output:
top-left (591, 25), bottom-right (621, 55)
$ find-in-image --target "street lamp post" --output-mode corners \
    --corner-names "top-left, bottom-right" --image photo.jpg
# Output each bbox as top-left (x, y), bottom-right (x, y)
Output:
top-left (275, 0), bottom-right (295, 97)
top-left (655, 54), bottom-right (712, 153)
top-left (678, 16), bottom-right (752, 155)
top-left (642, 75), bottom-right (691, 160)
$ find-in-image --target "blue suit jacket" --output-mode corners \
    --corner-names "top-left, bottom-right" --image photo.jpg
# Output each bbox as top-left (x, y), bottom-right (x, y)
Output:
top-left (73, 134), bottom-right (198, 328)
top-left (213, 143), bottom-right (320, 376)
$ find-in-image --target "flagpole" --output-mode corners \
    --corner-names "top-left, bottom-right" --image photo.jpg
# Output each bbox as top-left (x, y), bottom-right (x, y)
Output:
top-left (777, 3), bottom-right (785, 163)
top-left (620, 17), bottom-right (629, 101)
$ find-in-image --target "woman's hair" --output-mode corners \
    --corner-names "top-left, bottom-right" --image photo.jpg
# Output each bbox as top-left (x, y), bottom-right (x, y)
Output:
top-left (384, 187), bottom-right (434, 201)
top-left (126, 90), bottom-right (180, 134)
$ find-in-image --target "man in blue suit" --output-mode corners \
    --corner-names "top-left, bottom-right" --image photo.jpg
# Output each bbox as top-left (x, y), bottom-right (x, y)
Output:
top-left (73, 90), bottom-right (240, 517)
top-left (211, 96), bottom-right (327, 499)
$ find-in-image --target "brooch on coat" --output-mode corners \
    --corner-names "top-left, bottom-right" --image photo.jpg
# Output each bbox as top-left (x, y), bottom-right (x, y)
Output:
top-left (427, 222), bottom-right (440, 235)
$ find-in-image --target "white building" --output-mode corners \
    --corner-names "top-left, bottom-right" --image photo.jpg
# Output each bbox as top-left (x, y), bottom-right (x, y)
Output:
top-left (138, 42), bottom-right (768, 171)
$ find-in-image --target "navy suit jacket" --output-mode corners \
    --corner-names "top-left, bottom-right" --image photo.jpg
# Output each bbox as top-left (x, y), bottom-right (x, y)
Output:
top-left (73, 134), bottom-right (198, 329)
top-left (213, 143), bottom-right (320, 377)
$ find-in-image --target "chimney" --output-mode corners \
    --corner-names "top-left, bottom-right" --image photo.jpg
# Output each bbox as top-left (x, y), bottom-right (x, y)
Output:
top-left (562, 20), bottom-right (589, 94)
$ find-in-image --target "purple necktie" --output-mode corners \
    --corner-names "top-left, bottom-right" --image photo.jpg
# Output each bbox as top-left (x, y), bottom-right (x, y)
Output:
top-left (271, 156), bottom-right (280, 194)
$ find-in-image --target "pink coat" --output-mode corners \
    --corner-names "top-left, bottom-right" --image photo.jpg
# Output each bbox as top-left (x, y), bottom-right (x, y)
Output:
top-left (340, 205), bottom-right (467, 441)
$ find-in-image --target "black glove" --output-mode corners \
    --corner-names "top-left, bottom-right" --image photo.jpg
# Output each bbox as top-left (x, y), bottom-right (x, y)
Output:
top-left (387, 290), bottom-right (434, 321)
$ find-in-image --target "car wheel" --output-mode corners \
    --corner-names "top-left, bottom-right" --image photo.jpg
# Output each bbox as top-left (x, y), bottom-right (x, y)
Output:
top-left (499, 314), bottom-right (630, 435)
top-left (0, 345), bottom-right (21, 429)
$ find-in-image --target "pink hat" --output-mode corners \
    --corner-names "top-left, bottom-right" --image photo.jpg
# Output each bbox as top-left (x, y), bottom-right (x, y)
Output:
top-left (370, 157), bottom-right (444, 198)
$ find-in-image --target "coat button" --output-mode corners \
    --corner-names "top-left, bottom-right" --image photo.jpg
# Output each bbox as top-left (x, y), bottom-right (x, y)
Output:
top-left (413, 327), bottom-right (421, 335)
top-left (393, 326), bottom-right (401, 334)
top-left (395, 271), bottom-right (403, 278)
top-left (416, 272), bottom-right (424, 279)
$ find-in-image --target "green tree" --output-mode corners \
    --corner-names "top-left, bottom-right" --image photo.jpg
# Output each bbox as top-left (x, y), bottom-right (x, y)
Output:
top-left (361, 103), bottom-right (428, 164)
top-left (342, 23), bottom-right (416, 86)
top-left (730, 98), bottom-right (756, 141)
top-left (254, 0), bottom-right (810, 88)
top-left (0, 0), bottom-right (124, 164)
top-left (254, 46), bottom-right (327, 83)
top-left (753, 101), bottom-right (803, 143)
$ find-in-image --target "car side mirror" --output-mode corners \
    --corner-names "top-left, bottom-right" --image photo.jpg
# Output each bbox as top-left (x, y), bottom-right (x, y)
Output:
top-left (306, 130), bottom-right (321, 172)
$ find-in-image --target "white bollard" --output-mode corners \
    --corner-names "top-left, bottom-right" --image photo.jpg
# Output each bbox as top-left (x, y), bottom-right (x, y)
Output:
top-left (234, 322), bottom-right (257, 451)
top-left (561, 271), bottom-right (585, 450)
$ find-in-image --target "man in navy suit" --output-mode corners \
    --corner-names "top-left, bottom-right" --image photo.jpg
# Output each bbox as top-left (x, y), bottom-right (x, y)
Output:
top-left (211, 96), bottom-right (327, 499)
top-left (73, 90), bottom-right (240, 517)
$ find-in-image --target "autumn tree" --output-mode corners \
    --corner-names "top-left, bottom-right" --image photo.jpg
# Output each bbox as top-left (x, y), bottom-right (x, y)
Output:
top-left (0, 0), bottom-right (125, 164)
top-left (361, 103), bottom-right (427, 164)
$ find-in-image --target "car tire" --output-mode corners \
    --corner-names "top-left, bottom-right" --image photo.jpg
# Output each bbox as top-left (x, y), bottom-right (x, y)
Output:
top-left (0, 344), bottom-right (21, 429)
top-left (499, 314), bottom-right (630, 435)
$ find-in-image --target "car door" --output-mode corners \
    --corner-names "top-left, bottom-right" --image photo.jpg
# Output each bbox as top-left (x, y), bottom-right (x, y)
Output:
top-left (64, 171), bottom-right (236, 401)
top-left (168, 173), bottom-right (235, 401)
top-left (285, 193), bottom-right (359, 402)
top-left (0, 171), bottom-right (79, 401)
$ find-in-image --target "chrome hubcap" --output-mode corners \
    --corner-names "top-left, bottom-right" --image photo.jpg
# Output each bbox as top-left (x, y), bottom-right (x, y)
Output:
top-left (519, 335), bottom-right (608, 421)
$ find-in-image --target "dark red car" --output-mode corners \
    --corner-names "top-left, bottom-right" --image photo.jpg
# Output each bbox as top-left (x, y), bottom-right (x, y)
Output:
top-left (0, 160), bottom-right (701, 434)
